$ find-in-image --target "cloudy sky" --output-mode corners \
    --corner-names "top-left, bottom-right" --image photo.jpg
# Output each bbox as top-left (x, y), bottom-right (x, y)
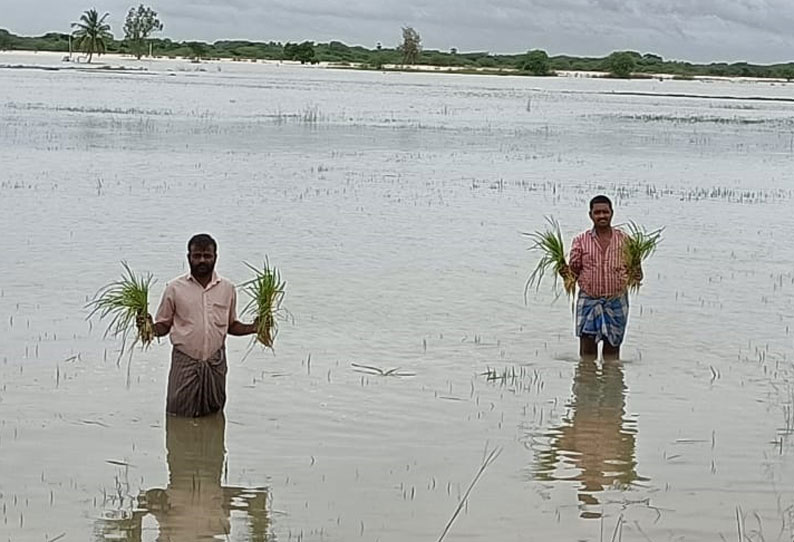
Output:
top-left (4, 0), bottom-right (794, 63)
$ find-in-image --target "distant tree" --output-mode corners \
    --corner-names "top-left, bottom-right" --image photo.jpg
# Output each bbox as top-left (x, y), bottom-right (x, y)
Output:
top-left (552, 57), bottom-right (572, 71)
top-left (376, 41), bottom-right (382, 51)
top-left (371, 55), bottom-right (385, 69)
top-left (607, 51), bottom-right (636, 78)
top-left (0, 29), bottom-right (12, 50)
top-left (426, 52), bottom-right (452, 66)
top-left (399, 26), bottom-right (421, 65)
top-left (642, 53), bottom-right (663, 63)
top-left (450, 47), bottom-right (458, 55)
top-left (283, 42), bottom-right (295, 59)
top-left (71, 9), bottom-right (113, 63)
top-left (297, 41), bottom-right (316, 64)
top-left (476, 55), bottom-right (496, 68)
top-left (186, 41), bottom-right (207, 61)
top-left (123, 4), bottom-right (163, 59)
top-left (779, 65), bottom-right (794, 82)
top-left (283, 41), bottom-right (315, 64)
top-left (522, 49), bottom-right (550, 76)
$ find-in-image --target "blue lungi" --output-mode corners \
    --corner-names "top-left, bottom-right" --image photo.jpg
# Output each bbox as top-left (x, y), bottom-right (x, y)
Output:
top-left (576, 292), bottom-right (629, 347)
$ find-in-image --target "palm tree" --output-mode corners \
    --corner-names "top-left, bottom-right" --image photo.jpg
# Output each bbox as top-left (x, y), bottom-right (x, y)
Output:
top-left (71, 9), bottom-right (112, 63)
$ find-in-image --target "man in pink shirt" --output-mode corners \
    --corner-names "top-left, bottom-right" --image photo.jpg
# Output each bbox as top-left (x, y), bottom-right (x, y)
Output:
top-left (564, 196), bottom-right (642, 361)
top-left (142, 234), bottom-right (258, 417)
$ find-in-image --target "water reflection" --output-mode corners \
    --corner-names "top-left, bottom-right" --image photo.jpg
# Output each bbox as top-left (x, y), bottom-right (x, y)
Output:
top-left (534, 360), bottom-right (647, 518)
top-left (95, 413), bottom-right (270, 541)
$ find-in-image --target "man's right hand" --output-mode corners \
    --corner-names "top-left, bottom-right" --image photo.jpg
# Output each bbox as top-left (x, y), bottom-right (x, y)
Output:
top-left (136, 313), bottom-right (153, 330)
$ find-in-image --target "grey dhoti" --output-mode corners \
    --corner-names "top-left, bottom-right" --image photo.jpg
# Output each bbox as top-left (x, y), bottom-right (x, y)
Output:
top-left (166, 347), bottom-right (228, 417)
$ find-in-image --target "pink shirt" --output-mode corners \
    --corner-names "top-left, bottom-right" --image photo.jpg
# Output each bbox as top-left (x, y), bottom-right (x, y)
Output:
top-left (569, 228), bottom-right (628, 298)
top-left (154, 272), bottom-right (238, 361)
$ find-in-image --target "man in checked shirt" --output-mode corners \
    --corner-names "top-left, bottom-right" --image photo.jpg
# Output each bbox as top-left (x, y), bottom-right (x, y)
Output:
top-left (563, 196), bottom-right (642, 361)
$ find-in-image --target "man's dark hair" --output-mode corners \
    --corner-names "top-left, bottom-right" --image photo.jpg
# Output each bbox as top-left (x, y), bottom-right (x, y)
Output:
top-left (589, 195), bottom-right (613, 211)
top-left (187, 233), bottom-right (217, 253)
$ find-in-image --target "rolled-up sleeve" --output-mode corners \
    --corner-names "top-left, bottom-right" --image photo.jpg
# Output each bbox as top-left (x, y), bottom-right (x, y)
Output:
top-left (569, 235), bottom-right (583, 276)
top-left (228, 286), bottom-right (238, 326)
top-left (154, 283), bottom-right (175, 327)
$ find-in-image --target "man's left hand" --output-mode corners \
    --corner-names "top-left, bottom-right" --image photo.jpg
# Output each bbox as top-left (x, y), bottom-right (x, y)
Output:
top-left (228, 319), bottom-right (260, 336)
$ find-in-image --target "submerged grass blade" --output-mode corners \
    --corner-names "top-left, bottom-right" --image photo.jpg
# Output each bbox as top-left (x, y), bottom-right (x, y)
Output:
top-left (242, 258), bottom-right (287, 349)
top-left (437, 447), bottom-right (502, 542)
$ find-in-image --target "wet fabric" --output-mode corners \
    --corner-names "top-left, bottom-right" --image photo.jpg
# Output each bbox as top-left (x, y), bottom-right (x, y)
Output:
top-left (166, 347), bottom-right (227, 417)
top-left (575, 292), bottom-right (629, 347)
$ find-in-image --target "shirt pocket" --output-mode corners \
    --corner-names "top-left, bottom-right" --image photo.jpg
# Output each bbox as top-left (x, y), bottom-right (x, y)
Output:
top-left (211, 302), bottom-right (230, 328)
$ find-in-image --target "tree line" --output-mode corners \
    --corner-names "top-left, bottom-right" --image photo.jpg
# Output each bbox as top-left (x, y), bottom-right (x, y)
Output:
top-left (2, 12), bottom-right (794, 80)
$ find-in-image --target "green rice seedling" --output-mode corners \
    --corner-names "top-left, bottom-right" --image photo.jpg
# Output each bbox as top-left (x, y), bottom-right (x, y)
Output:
top-left (242, 259), bottom-right (286, 348)
top-left (87, 262), bottom-right (155, 355)
top-left (622, 221), bottom-right (664, 292)
top-left (523, 216), bottom-right (576, 302)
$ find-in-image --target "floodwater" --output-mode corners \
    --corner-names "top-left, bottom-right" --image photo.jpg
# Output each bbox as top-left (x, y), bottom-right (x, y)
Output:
top-left (2, 51), bottom-right (794, 541)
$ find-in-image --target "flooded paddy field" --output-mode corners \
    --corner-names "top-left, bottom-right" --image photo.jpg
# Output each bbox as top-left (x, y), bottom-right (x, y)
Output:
top-left (2, 54), bottom-right (794, 541)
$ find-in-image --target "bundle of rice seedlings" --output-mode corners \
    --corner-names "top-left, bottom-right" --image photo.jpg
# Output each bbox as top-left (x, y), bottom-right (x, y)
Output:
top-left (523, 216), bottom-right (576, 302)
top-left (622, 221), bottom-right (664, 292)
top-left (242, 259), bottom-right (286, 348)
top-left (87, 262), bottom-right (155, 355)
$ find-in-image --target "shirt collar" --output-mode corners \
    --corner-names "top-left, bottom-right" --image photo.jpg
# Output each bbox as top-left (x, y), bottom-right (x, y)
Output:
top-left (185, 271), bottom-right (221, 289)
top-left (589, 226), bottom-right (615, 238)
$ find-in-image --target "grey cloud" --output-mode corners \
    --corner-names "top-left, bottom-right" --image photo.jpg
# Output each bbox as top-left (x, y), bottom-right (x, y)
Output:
top-left (4, 0), bottom-right (794, 62)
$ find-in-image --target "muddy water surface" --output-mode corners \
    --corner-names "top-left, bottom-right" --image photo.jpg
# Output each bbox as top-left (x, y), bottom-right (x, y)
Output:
top-left (2, 53), bottom-right (794, 541)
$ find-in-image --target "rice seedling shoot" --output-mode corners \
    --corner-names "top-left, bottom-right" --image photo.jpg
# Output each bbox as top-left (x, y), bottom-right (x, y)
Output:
top-left (623, 221), bottom-right (664, 292)
top-left (87, 261), bottom-right (155, 352)
top-left (243, 259), bottom-right (286, 348)
top-left (524, 216), bottom-right (576, 301)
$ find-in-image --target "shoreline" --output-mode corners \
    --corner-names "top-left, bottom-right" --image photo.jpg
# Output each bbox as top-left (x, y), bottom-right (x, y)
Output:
top-left (1, 50), bottom-right (793, 85)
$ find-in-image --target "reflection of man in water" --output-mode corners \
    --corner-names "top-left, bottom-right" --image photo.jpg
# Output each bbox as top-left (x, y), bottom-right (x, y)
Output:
top-left (145, 414), bottom-right (233, 538)
top-left (95, 414), bottom-right (269, 541)
top-left (562, 195), bottom-right (642, 361)
top-left (535, 359), bottom-right (644, 516)
top-left (141, 234), bottom-right (258, 417)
